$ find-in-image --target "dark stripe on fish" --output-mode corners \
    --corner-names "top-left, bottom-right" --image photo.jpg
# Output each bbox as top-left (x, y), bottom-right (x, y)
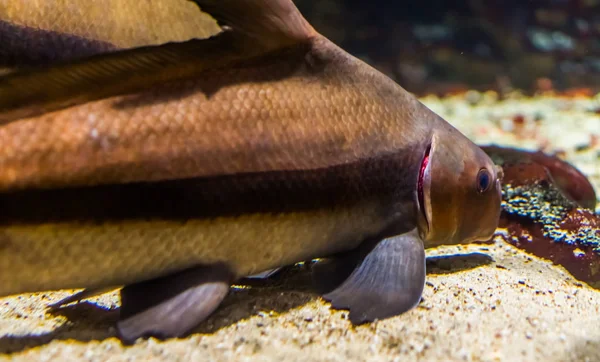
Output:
top-left (0, 152), bottom-right (420, 226)
top-left (0, 20), bottom-right (118, 68)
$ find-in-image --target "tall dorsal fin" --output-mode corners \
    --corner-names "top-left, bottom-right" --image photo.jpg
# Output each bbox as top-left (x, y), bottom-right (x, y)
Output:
top-left (0, 0), bottom-right (316, 124)
top-left (191, 0), bottom-right (316, 49)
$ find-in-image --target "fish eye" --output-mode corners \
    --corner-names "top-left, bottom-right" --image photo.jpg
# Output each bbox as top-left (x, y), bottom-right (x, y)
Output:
top-left (476, 168), bottom-right (492, 193)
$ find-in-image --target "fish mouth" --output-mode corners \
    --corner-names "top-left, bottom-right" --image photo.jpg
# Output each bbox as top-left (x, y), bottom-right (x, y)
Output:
top-left (417, 144), bottom-right (431, 232)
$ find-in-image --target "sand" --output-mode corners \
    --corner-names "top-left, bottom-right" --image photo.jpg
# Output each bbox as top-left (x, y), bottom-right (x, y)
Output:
top-left (1, 93), bottom-right (599, 361)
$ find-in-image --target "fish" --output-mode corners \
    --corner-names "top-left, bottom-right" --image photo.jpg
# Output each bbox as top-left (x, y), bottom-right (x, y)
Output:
top-left (0, 0), bottom-right (220, 71)
top-left (0, 0), bottom-right (503, 343)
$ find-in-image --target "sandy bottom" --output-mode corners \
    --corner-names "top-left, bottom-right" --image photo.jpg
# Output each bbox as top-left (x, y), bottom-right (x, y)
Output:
top-left (1, 93), bottom-right (599, 361)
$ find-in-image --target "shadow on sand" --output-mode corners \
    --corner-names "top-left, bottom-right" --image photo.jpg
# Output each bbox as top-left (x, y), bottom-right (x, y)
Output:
top-left (0, 252), bottom-right (492, 354)
top-left (426, 252), bottom-right (494, 275)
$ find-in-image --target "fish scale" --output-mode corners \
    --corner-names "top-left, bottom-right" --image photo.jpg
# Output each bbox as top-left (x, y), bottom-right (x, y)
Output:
top-left (0, 41), bottom-right (423, 191)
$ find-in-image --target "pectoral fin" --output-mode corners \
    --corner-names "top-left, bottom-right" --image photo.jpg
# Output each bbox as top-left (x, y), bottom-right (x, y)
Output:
top-left (117, 263), bottom-right (233, 343)
top-left (321, 229), bottom-right (426, 324)
top-left (312, 251), bottom-right (364, 295)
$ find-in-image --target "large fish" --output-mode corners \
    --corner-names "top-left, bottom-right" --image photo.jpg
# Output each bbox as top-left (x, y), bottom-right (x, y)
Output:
top-left (0, 0), bottom-right (503, 342)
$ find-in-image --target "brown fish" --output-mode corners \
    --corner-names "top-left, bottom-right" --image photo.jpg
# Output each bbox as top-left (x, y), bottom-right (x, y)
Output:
top-left (0, 0), bottom-right (503, 342)
top-left (0, 0), bottom-right (220, 70)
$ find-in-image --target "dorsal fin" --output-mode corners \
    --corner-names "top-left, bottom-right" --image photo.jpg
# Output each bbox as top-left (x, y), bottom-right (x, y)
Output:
top-left (0, 0), bottom-right (220, 69)
top-left (191, 0), bottom-right (316, 49)
top-left (0, 0), bottom-right (316, 124)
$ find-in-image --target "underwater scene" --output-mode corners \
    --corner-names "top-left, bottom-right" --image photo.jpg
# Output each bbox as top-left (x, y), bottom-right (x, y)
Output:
top-left (0, 1), bottom-right (599, 361)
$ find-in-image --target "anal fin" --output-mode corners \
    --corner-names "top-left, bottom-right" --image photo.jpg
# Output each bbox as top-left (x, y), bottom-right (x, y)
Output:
top-left (117, 263), bottom-right (233, 343)
top-left (245, 267), bottom-right (283, 279)
top-left (48, 286), bottom-right (120, 310)
top-left (321, 228), bottom-right (426, 324)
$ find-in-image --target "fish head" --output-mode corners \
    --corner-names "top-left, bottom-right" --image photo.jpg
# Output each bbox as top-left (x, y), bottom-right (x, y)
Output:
top-left (416, 129), bottom-right (503, 246)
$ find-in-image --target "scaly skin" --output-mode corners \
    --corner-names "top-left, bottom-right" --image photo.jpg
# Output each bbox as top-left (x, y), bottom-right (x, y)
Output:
top-left (0, 37), bottom-right (437, 191)
top-left (0, 198), bottom-right (397, 296)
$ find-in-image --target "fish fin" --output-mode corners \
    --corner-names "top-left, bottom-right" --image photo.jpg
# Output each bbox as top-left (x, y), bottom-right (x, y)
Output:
top-left (245, 267), bottom-right (283, 279)
top-left (117, 263), bottom-right (233, 344)
top-left (191, 0), bottom-right (316, 49)
top-left (322, 229), bottom-right (426, 324)
top-left (0, 0), bottom-right (316, 125)
top-left (312, 252), bottom-right (364, 295)
top-left (48, 286), bottom-right (120, 309)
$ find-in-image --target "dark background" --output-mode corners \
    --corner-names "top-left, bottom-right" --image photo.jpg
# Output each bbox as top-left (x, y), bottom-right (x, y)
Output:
top-left (296, 0), bottom-right (600, 95)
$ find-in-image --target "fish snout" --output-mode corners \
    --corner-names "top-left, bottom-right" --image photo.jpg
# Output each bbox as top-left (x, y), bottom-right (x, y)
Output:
top-left (422, 131), bottom-right (504, 247)
top-left (459, 167), bottom-right (504, 244)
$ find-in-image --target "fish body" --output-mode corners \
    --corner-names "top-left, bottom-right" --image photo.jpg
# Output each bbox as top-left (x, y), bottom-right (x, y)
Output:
top-left (0, 38), bottom-right (434, 191)
top-left (0, 34), bottom-right (428, 294)
top-left (0, 159), bottom-right (415, 296)
top-left (0, 0), bottom-right (503, 341)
